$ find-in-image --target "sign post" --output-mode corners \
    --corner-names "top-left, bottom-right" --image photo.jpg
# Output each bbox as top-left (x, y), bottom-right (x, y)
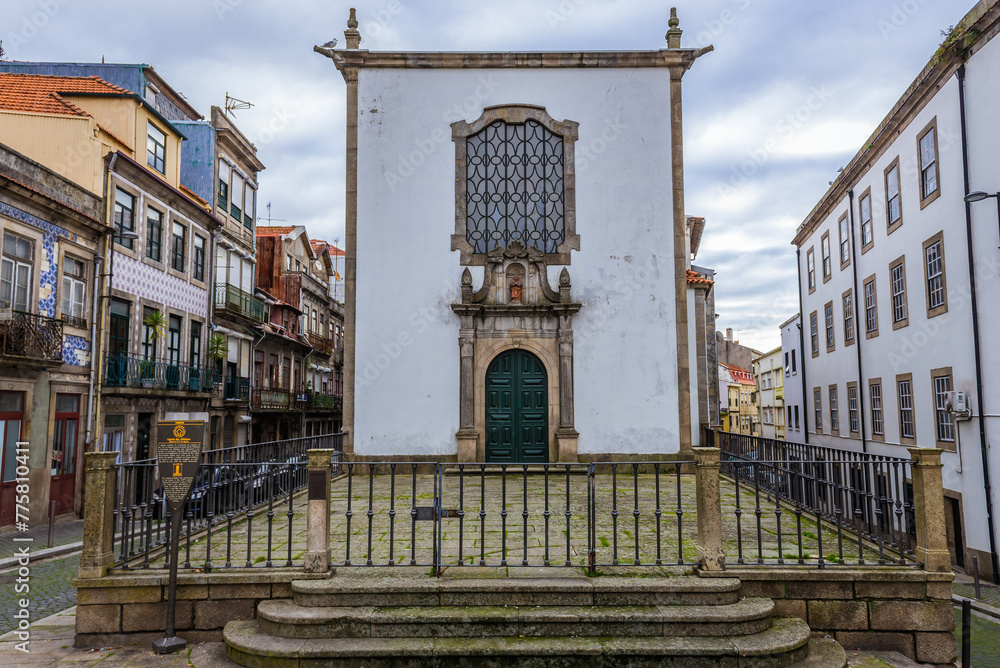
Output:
top-left (152, 420), bottom-right (206, 655)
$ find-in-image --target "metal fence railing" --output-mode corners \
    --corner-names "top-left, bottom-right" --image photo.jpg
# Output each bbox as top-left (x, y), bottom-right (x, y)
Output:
top-left (330, 462), bottom-right (695, 572)
top-left (110, 433), bottom-right (343, 570)
top-left (714, 431), bottom-right (917, 567)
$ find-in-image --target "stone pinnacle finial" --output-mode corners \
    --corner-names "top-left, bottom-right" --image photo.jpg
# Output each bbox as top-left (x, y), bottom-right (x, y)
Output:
top-left (666, 7), bottom-right (682, 49)
top-left (345, 8), bottom-right (362, 49)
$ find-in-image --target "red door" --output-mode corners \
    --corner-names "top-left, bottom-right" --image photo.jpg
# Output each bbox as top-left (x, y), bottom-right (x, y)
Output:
top-left (0, 392), bottom-right (25, 527)
top-left (50, 394), bottom-right (80, 516)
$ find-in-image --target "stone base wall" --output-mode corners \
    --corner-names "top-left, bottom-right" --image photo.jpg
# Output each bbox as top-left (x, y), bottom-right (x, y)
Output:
top-left (72, 570), bottom-right (331, 648)
top-left (700, 567), bottom-right (956, 667)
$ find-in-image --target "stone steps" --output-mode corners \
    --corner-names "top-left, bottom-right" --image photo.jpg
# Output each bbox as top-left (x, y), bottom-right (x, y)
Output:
top-left (257, 596), bottom-right (775, 639)
top-left (292, 574), bottom-right (744, 608)
top-left (226, 617), bottom-right (833, 667)
top-left (225, 574), bottom-right (849, 667)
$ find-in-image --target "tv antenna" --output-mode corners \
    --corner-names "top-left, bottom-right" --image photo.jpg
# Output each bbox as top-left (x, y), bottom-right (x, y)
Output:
top-left (257, 202), bottom-right (287, 225)
top-left (225, 92), bottom-right (254, 117)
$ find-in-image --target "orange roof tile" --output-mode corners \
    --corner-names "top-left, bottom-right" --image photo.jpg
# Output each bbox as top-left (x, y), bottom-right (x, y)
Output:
top-left (686, 269), bottom-right (713, 286)
top-left (0, 73), bottom-right (132, 117)
top-left (311, 239), bottom-right (346, 257)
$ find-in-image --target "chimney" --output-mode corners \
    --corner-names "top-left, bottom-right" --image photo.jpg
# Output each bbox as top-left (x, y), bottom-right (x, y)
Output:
top-left (726, 328), bottom-right (733, 342)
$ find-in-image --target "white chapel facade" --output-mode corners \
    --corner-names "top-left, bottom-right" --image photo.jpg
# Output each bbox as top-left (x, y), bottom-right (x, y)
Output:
top-left (317, 9), bottom-right (711, 462)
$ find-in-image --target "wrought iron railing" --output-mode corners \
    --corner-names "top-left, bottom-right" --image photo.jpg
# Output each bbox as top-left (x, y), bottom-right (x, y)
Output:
top-left (224, 376), bottom-right (250, 401)
top-left (252, 386), bottom-right (291, 409)
top-left (0, 309), bottom-right (63, 361)
top-left (214, 283), bottom-right (265, 323)
top-left (111, 434), bottom-right (344, 570)
top-left (306, 332), bottom-right (335, 355)
top-left (61, 313), bottom-right (87, 329)
top-left (103, 353), bottom-right (217, 392)
top-left (714, 430), bottom-right (917, 567)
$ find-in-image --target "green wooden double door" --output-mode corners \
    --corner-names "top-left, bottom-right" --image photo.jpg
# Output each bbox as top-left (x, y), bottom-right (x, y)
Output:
top-left (485, 350), bottom-right (548, 463)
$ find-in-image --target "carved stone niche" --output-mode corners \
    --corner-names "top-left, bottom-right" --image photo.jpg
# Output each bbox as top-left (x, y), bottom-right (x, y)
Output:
top-left (452, 240), bottom-right (581, 463)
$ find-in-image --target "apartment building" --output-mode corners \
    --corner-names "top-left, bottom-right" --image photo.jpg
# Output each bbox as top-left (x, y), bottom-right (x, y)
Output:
top-left (779, 314), bottom-right (806, 444)
top-left (753, 347), bottom-right (784, 439)
top-left (792, 0), bottom-right (1000, 577)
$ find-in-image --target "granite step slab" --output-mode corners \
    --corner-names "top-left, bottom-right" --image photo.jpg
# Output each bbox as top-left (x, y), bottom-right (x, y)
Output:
top-left (225, 617), bottom-right (824, 668)
top-left (258, 596), bottom-right (774, 639)
top-left (291, 574), bottom-right (742, 608)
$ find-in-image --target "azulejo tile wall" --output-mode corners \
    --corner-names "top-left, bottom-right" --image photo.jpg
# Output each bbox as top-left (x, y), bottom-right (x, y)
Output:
top-left (0, 202), bottom-right (89, 365)
top-left (0, 201), bottom-right (76, 318)
top-left (114, 255), bottom-right (210, 318)
top-left (63, 336), bottom-right (90, 367)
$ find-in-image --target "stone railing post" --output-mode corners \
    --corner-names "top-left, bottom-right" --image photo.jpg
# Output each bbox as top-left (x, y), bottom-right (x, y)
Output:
top-left (304, 449), bottom-right (334, 573)
top-left (78, 451), bottom-right (119, 579)
top-left (694, 447), bottom-right (725, 571)
top-left (907, 448), bottom-right (951, 572)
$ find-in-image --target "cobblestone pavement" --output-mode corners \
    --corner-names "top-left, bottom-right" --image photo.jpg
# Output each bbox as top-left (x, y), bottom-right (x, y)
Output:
top-left (0, 554), bottom-right (80, 636)
top-left (119, 471), bottom-right (891, 572)
top-left (0, 520), bottom-right (84, 561)
top-left (954, 606), bottom-right (1000, 668)
top-left (954, 579), bottom-right (1000, 608)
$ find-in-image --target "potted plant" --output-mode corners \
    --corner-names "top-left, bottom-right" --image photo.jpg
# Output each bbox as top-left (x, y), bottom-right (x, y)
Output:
top-left (140, 309), bottom-right (166, 386)
top-left (207, 333), bottom-right (228, 391)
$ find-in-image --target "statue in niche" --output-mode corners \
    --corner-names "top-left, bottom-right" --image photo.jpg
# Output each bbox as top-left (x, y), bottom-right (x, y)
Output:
top-left (510, 274), bottom-right (522, 303)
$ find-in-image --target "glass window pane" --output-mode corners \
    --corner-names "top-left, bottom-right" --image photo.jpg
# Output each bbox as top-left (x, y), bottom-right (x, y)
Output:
top-left (2, 420), bottom-right (22, 482)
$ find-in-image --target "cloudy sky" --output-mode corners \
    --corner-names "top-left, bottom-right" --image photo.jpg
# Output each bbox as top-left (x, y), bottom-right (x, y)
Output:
top-left (3, 0), bottom-right (968, 350)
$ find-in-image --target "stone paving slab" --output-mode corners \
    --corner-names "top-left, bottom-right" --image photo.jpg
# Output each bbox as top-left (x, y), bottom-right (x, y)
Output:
top-left (0, 519), bottom-right (84, 561)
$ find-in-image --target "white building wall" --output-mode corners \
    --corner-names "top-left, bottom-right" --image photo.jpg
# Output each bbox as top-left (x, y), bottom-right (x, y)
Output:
top-left (796, 34), bottom-right (1000, 569)
top-left (354, 67), bottom-right (678, 457)
top-left (780, 316), bottom-right (805, 444)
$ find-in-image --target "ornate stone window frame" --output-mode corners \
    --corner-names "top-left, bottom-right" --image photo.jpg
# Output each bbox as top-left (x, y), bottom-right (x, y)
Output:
top-left (451, 104), bottom-right (580, 266)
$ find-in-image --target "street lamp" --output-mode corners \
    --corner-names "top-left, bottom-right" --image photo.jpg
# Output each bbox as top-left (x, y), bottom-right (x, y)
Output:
top-left (964, 191), bottom-right (1000, 240)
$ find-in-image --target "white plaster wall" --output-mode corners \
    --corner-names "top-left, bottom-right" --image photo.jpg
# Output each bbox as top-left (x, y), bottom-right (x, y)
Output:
top-left (796, 54), bottom-right (1000, 559)
top-left (688, 289), bottom-right (700, 445)
top-left (780, 317), bottom-right (805, 444)
top-left (354, 67), bottom-right (677, 456)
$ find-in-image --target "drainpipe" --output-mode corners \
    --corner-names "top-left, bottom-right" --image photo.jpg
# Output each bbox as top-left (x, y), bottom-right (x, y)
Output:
top-left (90, 153), bottom-right (118, 453)
top-left (847, 189), bottom-right (868, 453)
top-left (795, 248), bottom-right (809, 442)
top-left (83, 254), bottom-right (103, 454)
top-left (957, 64), bottom-right (1000, 583)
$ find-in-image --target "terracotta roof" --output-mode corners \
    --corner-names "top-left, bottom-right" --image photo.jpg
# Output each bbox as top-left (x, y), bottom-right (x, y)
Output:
top-left (686, 269), bottom-right (713, 286)
top-left (311, 239), bottom-right (345, 257)
top-left (719, 362), bottom-right (755, 385)
top-left (257, 226), bottom-right (296, 237)
top-left (0, 73), bottom-right (132, 117)
top-left (180, 184), bottom-right (209, 208)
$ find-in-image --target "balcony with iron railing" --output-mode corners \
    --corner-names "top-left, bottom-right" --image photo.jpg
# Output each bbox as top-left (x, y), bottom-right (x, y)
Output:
top-left (215, 283), bottom-right (265, 323)
top-left (252, 385), bottom-right (292, 410)
top-left (224, 376), bottom-right (250, 401)
top-left (103, 354), bottom-right (217, 392)
top-left (0, 309), bottom-right (63, 364)
top-left (306, 332), bottom-right (335, 356)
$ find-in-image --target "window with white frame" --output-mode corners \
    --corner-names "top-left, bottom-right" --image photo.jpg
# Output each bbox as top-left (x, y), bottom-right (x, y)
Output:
top-left (898, 378), bottom-right (915, 440)
top-left (218, 160), bottom-right (230, 210)
top-left (933, 373), bottom-right (955, 443)
top-left (864, 278), bottom-right (878, 335)
top-left (825, 303), bottom-right (835, 350)
top-left (870, 382), bottom-right (883, 436)
top-left (843, 291), bottom-right (854, 343)
top-left (891, 261), bottom-right (907, 324)
top-left (848, 385), bottom-right (859, 433)
top-left (926, 239), bottom-right (945, 311)
top-left (886, 162), bottom-right (901, 227)
top-left (171, 222), bottom-right (186, 272)
top-left (919, 126), bottom-right (938, 200)
top-left (1, 232), bottom-right (33, 311)
top-left (829, 386), bottom-right (839, 432)
top-left (814, 388), bottom-right (823, 432)
top-left (860, 193), bottom-right (873, 247)
top-left (807, 249), bottom-right (815, 290)
top-left (114, 188), bottom-right (136, 250)
top-left (810, 312), bottom-right (819, 355)
top-left (193, 235), bottom-right (206, 282)
top-left (839, 215), bottom-right (850, 264)
top-left (61, 256), bottom-right (86, 325)
top-left (821, 234), bottom-right (831, 279)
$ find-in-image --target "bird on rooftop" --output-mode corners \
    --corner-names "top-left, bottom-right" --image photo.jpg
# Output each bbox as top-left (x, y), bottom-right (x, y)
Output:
top-left (322, 38), bottom-right (338, 48)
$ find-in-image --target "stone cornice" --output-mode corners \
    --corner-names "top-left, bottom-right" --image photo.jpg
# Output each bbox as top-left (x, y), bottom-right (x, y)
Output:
top-left (315, 47), bottom-right (712, 80)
